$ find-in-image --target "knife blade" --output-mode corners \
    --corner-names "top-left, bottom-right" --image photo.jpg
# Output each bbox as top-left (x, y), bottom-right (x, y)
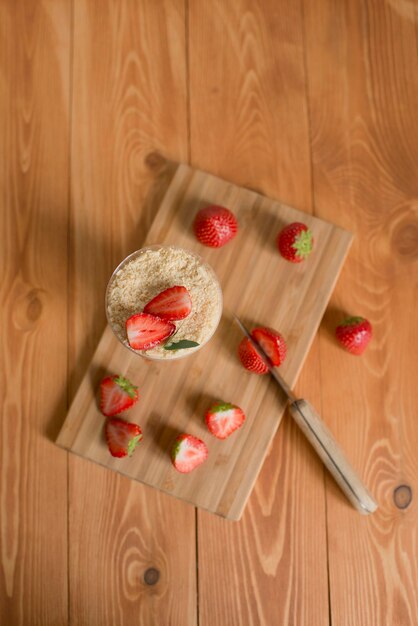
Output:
top-left (234, 315), bottom-right (378, 514)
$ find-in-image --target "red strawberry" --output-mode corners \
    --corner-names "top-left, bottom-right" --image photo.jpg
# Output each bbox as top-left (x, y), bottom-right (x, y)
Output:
top-left (100, 375), bottom-right (139, 417)
top-left (105, 417), bottom-right (143, 458)
top-left (193, 205), bottom-right (238, 248)
top-left (171, 434), bottom-right (208, 473)
top-left (251, 327), bottom-right (287, 366)
top-left (335, 316), bottom-right (372, 355)
top-left (277, 222), bottom-right (313, 263)
top-left (238, 338), bottom-right (268, 374)
top-left (205, 402), bottom-right (246, 440)
top-left (143, 285), bottom-right (192, 321)
top-left (126, 312), bottom-right (175, 350)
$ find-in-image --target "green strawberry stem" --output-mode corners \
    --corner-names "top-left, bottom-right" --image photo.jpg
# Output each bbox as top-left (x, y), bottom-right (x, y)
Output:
top-left (340, 316), bottom-right (365, 326)
top-left (114, 376), bottom-right (138, 399)
top-left (211, 402), bottom-right (234, 412)
top-left (127, 434), bottom-right (142, 456)
top-left (292, 229), bottom-right (313, 259)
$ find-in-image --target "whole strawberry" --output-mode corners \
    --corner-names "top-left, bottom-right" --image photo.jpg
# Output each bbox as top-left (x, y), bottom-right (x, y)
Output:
top-left (335, 316), bottom-right (372, 355)
top-left (277, 222), bottom-right (313, 263)
top-left (193, 205), bottom-right (238, 248)
top-left (100, 375), bottom-right (139, 417)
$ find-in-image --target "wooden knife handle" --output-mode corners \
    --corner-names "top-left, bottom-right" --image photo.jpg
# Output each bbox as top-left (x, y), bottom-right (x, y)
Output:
top-left (288, 399), bottom-right (378, 514)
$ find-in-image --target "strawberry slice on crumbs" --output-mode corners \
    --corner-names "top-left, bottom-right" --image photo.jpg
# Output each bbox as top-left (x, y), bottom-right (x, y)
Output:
top-left (105, 417), bottom-right (143, 458)
top-left (100, 375), bottom-right (139, 417)
top-left (171, 434), bottom-right (208, 473)
top-left (144, 286), bottom-right (192, 321)
top-left (205, 402), bottom-right (246, 440)
top-left (126, 312), bottom-right (175, 350)
top-left (238, 337), bottom-right (268, 374)
top-left (251, 327), bottom-right (287, 366)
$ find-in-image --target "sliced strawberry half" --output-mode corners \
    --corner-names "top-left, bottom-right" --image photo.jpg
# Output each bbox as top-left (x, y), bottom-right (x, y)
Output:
top-left (251, 327), bottom-right (287, 366)
top-left (143, 285), bottom-right (192, 321)
top-left (171, 434), bottom-right (208, 473)
top-left (100, 375), bottom-right (139, 417)
top-left (126, 312), bottom-right (175, 350)
top-left (238, 337), bottom-right (268, 374)
top-left (205, 402), bottom-right (246, 440)
top-left (105, 417), bottom-right (143, 458)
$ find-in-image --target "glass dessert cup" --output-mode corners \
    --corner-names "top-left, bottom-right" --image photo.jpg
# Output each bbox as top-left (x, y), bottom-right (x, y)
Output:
top-left (105, 244), bottom-right (223, 360)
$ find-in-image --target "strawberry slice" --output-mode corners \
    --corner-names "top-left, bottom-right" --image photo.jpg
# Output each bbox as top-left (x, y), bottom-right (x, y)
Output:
top-left (100, 375), bottom-right (139, 417)
top-left (126, 312), bottom-right (175, 350)
top-left (105, 417), bottom-right (143, 458)
top-left (205, 402), bottom-right (246, 439)
top-left (238, 338), bottom-right (268, 374)
top-left (171, 434), bottom-right (208, 473)
top-left (143, 286), bottom-right (192, 321)
top-left (251, 327), bottom-right (287, 366)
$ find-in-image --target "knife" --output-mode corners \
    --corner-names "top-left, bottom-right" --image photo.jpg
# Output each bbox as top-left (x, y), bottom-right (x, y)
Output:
top-left (234, 316), bottom-right (378, 514)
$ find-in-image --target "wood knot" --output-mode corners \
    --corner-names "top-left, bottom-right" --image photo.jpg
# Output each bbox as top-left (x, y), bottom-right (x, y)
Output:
top-left (13, 287), bottom-right (45, 330)
top-left (393, 484), bottom-right (412, 509)
top-left (144, 567), bottom-right (160, 586)
top-left (144, 152), bottom-right (166, 172)
top-left (391, 220), bottom-right (418, 259)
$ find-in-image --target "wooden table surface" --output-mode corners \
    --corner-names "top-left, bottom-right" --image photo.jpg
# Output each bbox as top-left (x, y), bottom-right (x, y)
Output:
top-left (1, 1), bottom-right (417, 624)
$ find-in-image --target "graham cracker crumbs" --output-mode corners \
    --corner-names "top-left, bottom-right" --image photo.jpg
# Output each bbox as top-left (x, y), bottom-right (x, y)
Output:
top-left (107, 246), bottom-right (222, 359)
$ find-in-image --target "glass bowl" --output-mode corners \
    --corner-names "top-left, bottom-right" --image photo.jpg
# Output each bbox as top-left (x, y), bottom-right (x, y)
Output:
top-left (105, 244), bottom-right (223, 360)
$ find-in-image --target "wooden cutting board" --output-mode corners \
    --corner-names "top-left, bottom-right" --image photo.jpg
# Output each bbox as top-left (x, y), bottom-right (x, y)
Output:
top-left (57, 163), bottom-right (352, 520)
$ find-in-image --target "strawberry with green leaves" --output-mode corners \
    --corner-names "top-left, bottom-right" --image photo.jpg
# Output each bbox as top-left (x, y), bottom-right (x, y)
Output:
top-left (277, 222), bottom-right (313, 263)
top-left (171, 434), bottom-right (208, 473)
top-left (100, 375), bottom-right (139, 417)
top-left (205, 402), bottom-right (246, 439)
top-left (335, 316), bottom-right (372, 355)
top-left (105, 417), bottom-right (143, 458)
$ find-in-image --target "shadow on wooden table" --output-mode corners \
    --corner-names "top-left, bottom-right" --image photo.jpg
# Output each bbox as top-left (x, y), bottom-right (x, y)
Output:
top-left (45, 155), bottom-right (180, 443)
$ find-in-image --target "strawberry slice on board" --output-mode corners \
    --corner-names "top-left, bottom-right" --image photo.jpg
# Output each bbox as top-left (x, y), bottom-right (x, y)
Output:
top-left (126, 312), bottom-right (175, 350)
top-left (143, 286), bottom-right (192, 321)
top-left (238, 337), bottom-right (268, 374)
top-left (99, 375), bottom-right (139, 417)
top-left (171, 434), bottom-right (208, 473)
top-left (105, 417), bottom-right (143, 458)
top-left (205, 402), bottom-right (246, 440)
top-left (251, 327), bottom-right (287, 367)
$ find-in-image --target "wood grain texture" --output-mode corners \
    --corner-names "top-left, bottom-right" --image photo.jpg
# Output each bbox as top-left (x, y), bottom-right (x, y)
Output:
top-left (0, 1), bottom-right (70, 624)
top-left (303, 0), bottom-right (418, 623)
top-left (188, 1), bottom-right (331, 623)
top-left (3, 0), bottom-right (418, 623)
top-left (68, 2), bottom-right (194, 625)
top-left (58, 163), bottom-right (352, 521)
